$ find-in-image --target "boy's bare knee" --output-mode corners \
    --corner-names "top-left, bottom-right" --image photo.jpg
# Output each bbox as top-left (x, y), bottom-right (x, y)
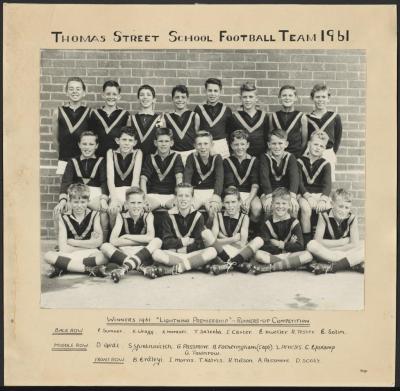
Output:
top-left (151, 237), bottom-right (162, 249)
top-left (204, 247), bottom-right (217, 260)
top-left (201, 229), bottom-right (215, 246)
top-left (306, 240), bottom-right (318, 252)
top-left (250, 236), bottom-right (264, 250)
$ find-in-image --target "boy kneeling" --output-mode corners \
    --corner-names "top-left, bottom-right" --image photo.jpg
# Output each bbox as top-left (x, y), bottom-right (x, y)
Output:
top-left (100, 187), bottom-right (162, 283)
top-left (148, 183), bottom-right (217, 277)
top-left (44, 183), bottom-right (108, 278)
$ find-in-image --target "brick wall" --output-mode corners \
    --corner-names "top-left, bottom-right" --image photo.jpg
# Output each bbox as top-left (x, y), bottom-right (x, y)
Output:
top-left (40, 49), bottom-right (366, 239)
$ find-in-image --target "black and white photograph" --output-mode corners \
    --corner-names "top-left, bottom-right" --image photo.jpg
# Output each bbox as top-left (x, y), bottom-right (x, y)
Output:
top-left (39, 48), bottom-right (366, 310)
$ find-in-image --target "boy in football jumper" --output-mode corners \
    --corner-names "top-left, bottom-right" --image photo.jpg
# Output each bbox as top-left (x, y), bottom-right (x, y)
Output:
top-left (259, 129), bottom-right (300, 216)
top-left (44, 183), bottom-right (108, 278)
top-left (164, 85), bottom-right (200, 165)
top-left (229, 82), bottom-right (269, 157)
top-left (306, 84), bottom-right (343, 180)
top-left (307, 188), bottom-right (364, 274)
top-left (183, 131), bottom-right (223, 221)
top-left (130, 84), bottom-right (164, 156)
top-left (297, 130), bottom-right (332, 244)
top-left (269, 85), bottom-right (308, 158)
top-left (252, 187), bottom-right (313, 274)
top-left (148, 183), bottom-right (217, 277)
top-left (224, 129), bottom-right (262, 222)
top-left (89, 80), bottom-right (130, 157)
top-left (52, 77), bottom-right (91, 175)
top-left (107, 126), bottom-right (143, 226)
top-left (140, 128), bottom-right (184, 211)
top-left (54, 131), bottom-right (109, 237)
top-left (210, 186), bottom-right (264, 275)
top-left (100, 187), bottom-right (162, 283)
top-left (194, 78), bottom-right (232, 158)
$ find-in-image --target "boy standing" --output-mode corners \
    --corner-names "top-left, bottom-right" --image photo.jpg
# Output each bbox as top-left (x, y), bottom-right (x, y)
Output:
top-left (89, 80), bottom-right (130, 157)
top-left (297, 130), bottom-right (332, 244)
top-left (229, 82), bottom-right (269, 157)
top-left (100, 187), bottom-right (162, 283)
top-left (164, 85), bottom-right (200, 165)
top-left (224, 130), bottom-right (262, 222)
top-left (130, 84), bottom-right (164, 156)
top-left (140, 128), bottom-right (184, 211)
top-left (259, 129), bottom-right (300, 216)
top-left (194, 78), bottom-right (232, 159)
top-left (183, 131), bottom-right (224, 220)
top-left (52, 77), bottom-right (91, 175)
top-left (44, 184), bottom-right (108, 278)
top-left (306, 84), bottom-right (343, 180)
top-left (307, 189), bottom-right (364, 274)
top-left (269, 85), bottom-right (308, 158)
top-left (148, 183), bottom-right (217, 277)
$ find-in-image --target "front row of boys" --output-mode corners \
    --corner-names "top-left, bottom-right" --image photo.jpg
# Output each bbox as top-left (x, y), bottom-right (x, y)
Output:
top-left (45, 180), bottom-right (364, 281)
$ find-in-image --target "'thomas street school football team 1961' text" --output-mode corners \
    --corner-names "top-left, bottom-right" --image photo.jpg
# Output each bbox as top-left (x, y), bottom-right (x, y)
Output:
top-left (44, 76), bottom-right (364, 283)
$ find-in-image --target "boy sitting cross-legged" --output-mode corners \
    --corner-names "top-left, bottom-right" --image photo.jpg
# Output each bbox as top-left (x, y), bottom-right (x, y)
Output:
top-left (100, 187), bottom-right (162, 283)
top-left (209, 186), bottom-right (264, 275)
top-left (44, 183), bottom-right (108, 278)
top-left (306, 188), bottom-right (364, 274)
top-left (147, 183), bottom-right (217, 278)
top-left (252, 187), bottom-right (313, 274)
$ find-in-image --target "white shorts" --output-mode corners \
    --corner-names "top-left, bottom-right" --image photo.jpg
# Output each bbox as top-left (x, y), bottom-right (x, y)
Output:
top-left (56, 160), bottom-right (68, 175)
top-left (174, 149), bottom-right (195, 166)
top-left (193, 189), bottom-right (214, 207)
top-left (211, 139), bottom-right (230, 159)
top-left (307, 193), bottom-right (332, 208)
top-left (88, 186), bottom-right (102, 201)
top-left (114, 186), bottom-right (130, 204)
top-left (322, 148), bottom-right (336, 182)
top-left (147, 193), bottom-right (175, 208)
top-left (239, 192), bottom-right (250, 201)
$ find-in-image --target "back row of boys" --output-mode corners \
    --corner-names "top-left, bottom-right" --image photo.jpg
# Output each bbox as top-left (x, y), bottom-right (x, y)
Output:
top-left (45, 77), bottom-right (363, 281)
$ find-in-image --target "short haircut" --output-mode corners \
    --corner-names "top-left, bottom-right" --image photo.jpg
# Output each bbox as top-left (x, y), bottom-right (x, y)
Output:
top-left (68, 183), bottom-right (90, 200)
top-left (230, 129), bottom-right (249, 142)
top-left (103, 80), bottom-right (121, 93)
top-left (205, 78), bottom-right (222, 89)
top-left (125, 186), bottom-right (145, 200)
top-left (331, 188), bottom-right (352, 203)
top-left (268, 128), bottom-right (288, 141)
top-left (278, 84), bottom-right (297, 97)
top-left (195, 130), bottom-right (213, 142)
top-left (272, 187), bottom-right (291, 202)
top-left (79, 130), bottom-right (98, 143)
top-left (65, 77), bottom-right (86, 92)
top-left (172, 84), bottom-right (189, 98)
top-left (137, 84), bottom-right (156, 98)
top-left (175, 182), bottom-right (194, 196)
top-left (117, 126), bottom-right (137, 140)
top-left (155, 127), bottom-right (173, 140)
top-left (310, 130), bottom-right (329, 145)
top-left (310, 83), bottom-right (330, 99)
top-left (223, 186), bottom-right (241, 201)
top-left (240, 81), bottom-right (256, 94)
